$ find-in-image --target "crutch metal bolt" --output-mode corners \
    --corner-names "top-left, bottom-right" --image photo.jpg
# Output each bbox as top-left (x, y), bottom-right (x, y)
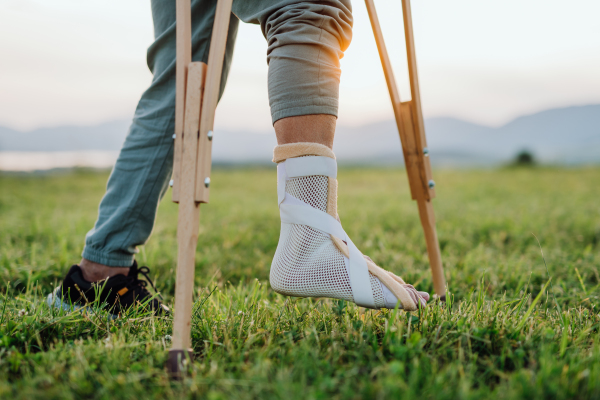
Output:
top-left (167, 0), bottom-right (447, 376)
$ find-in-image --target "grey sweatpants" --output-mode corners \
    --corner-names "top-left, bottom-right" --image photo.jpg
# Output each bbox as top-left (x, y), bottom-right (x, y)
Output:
top-left (82, 0), bottom-right (353, 267)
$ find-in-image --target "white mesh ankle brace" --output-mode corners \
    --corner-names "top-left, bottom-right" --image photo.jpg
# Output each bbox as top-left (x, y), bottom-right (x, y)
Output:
top-left (271, 174), bottom-right (386, 308)
top-left (270, 146), bottom-right (417, 310)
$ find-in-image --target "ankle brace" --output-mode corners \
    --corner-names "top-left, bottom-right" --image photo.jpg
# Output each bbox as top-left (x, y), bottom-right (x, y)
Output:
top-left (270, 142), bottom-right (418, 310)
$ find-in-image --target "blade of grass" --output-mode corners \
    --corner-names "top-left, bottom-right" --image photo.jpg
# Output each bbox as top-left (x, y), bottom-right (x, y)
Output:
top-left (532, 233), bottom-right (562, 315)
top-left (515, 279), bottom-right (551, 331)
top-left (574, 267), bottom-right (587, 295)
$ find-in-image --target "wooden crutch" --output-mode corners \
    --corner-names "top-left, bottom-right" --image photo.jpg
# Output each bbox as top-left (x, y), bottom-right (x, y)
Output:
top-left (365, 0), bottom-right (447, 300)
top-left (167, 0), bottom-right (233, 375)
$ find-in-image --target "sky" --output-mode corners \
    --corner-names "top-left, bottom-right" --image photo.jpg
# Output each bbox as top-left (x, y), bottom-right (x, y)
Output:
top-left (1, 0), bottom-right (599, 132)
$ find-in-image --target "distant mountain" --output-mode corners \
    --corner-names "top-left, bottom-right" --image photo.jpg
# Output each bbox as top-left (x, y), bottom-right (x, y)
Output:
top-left (426, 105), bottom-right (600, 165)
top-left (0, 120), bottom-right (129, 152)
top-left (213, 104), bottom-right (600, 165)
top-left (1, 104), bottom-right (599, 166)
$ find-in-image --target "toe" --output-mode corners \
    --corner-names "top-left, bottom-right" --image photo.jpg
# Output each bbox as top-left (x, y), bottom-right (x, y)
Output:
top-left (404, 286), bottom-right (419, 306)
top-left (411, 288), bottom-right (427, 308)
top-left (401, 284), bottom-right (429, 309)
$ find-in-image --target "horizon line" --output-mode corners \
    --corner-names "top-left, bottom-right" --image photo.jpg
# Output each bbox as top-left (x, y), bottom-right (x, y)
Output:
top-left (1, 102), bottom-right (598, 134)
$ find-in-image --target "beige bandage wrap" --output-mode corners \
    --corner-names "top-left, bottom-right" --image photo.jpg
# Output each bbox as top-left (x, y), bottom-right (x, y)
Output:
top-left (270, 142), bottom-right (418, 311)
top-left (273, 142), bottom-right (336, 163)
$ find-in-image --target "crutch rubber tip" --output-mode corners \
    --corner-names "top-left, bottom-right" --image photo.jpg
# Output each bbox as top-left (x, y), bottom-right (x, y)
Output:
top-left (166, 348), bottom-right (193, 379)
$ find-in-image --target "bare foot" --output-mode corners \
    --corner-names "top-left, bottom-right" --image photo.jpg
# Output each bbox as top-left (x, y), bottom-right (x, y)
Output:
top-left (401, 284), bottom-right (430, 308)
top-left (79, 258), bottom-right (130, 282)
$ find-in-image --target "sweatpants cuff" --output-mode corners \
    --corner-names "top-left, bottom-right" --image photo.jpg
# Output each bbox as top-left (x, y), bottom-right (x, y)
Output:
top-left (81, 247), bottom-right (135, 268)
top-left (271, 97), bottom-right (338, 124)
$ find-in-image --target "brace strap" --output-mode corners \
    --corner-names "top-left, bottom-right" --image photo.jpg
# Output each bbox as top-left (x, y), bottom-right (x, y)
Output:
top-left (330, 235), bottom-right (416, 310)
top-left (285, 156), bottom-right (337, 179)
top-left (280, 203), bottom-right (376, 308)
top-left (276, 158), bottom-right (336, 205)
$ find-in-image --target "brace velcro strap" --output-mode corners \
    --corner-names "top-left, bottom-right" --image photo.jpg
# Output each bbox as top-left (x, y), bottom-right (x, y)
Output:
top-left (279, 203), bottom-right (376, 308)
top-left (284, 156), bottom-right (337, 179)
top-left (273, 142), bottom-right (335, 163)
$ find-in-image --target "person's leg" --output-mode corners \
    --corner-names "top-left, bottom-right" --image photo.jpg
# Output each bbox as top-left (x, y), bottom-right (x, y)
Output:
top-left (50, 0), bottom-right (240, 315)
top-left (79, 0), bottom-right (239, 281)
top-left (235, 0), bottom-right (350, 149)
top-left (235, 0), bottom-right (429, 309)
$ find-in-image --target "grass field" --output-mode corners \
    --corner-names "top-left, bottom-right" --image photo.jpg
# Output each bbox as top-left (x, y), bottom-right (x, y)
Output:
top-left (1, 167), bottom-right (599, 399)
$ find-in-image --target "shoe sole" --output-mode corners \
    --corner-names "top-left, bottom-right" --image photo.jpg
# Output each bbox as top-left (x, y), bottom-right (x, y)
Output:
top-left (46, 287), bottom-right (118, 320)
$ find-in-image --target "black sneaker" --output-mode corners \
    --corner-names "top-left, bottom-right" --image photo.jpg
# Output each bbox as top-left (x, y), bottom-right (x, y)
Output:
top-left (47, 261), bottom-right (170, 317)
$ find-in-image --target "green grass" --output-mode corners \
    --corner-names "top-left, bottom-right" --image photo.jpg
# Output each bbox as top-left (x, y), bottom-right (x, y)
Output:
top-left (1, 167), bottom-right (599, 399)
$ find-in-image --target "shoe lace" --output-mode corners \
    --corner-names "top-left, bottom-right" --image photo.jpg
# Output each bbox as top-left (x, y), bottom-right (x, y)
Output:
top-left (125, 266), bottom-right (163, 301)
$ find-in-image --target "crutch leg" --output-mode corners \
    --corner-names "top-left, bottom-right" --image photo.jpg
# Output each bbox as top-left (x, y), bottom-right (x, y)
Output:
top-left (400, 0), bottom-right (447, 299)
top-left (167, 62), bottom-right (206, 374)
top-left (171, 0), bottom-right (192, 204)
top-left (417, 199), bottom-right (445, 299)
top-left (194, 0), bottom-right (233, 203)
top-left (167, 0), bottom-right (234, 376)
top-left (365, 0), bottom-right (447, 299)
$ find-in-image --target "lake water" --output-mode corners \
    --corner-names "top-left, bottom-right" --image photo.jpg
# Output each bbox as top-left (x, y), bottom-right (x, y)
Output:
top-left (0, 151), bottom-right (118, 171)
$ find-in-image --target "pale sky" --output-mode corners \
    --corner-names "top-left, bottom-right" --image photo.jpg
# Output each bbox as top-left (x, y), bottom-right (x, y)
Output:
top-left (1, 0), bottom-right (599, 132)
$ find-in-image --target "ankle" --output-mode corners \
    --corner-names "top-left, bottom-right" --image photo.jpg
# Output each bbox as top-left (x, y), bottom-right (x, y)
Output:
top-left (79, 258), bottom-right (130, 282)
top-left (274, 114), bottom-right (336, 149)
